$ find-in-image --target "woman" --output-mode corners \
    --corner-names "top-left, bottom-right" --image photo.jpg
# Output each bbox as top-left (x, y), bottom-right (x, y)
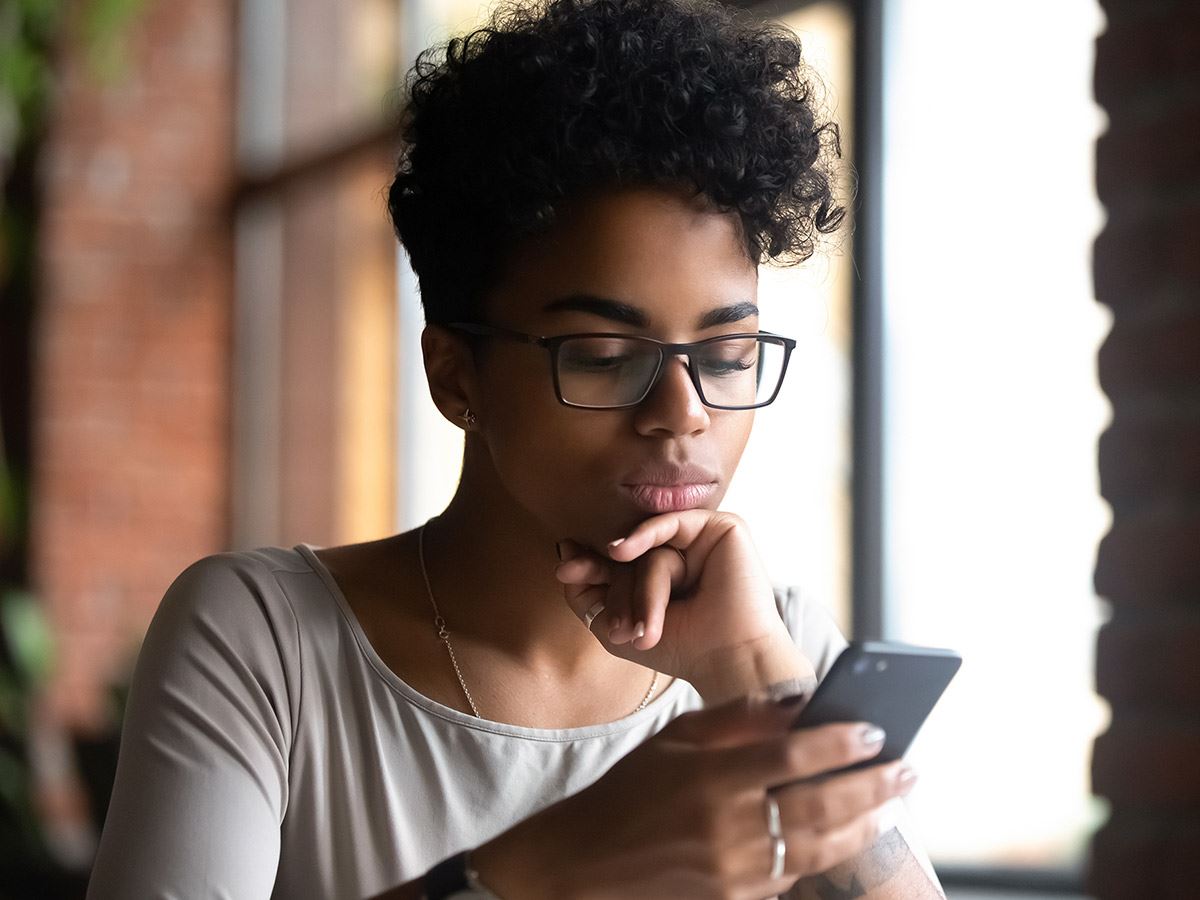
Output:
top-left (88, 1), bottom-right (944, 897)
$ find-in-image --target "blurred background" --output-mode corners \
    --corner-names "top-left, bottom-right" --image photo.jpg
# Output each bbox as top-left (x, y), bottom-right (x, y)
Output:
top-left (1, 0), bottom-right (1195, 897)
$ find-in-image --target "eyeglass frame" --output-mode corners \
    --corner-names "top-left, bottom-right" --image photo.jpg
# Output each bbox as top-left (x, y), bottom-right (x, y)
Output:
top-left (446, 321), bottom-right (797, 411)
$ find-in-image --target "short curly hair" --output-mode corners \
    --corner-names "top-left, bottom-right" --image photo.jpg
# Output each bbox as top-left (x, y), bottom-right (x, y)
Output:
top-left (387, 0), bottom-right (845, 325)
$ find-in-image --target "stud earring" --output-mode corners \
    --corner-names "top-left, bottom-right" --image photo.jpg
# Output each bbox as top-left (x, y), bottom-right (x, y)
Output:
top-left (460, 409), bottom-right (478, 428)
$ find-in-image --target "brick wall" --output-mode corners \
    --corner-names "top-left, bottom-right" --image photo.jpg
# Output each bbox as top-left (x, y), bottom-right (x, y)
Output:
top-left (31, 0), bottom-right (234, 740)
top-left (1089, 1), bottom-right (1200, 896)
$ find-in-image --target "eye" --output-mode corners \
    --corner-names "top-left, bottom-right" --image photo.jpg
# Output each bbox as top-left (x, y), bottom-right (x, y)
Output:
top-left (699, 357), bottom-right (755, 376)
top-left (566, 353), bottom-right (633, 371)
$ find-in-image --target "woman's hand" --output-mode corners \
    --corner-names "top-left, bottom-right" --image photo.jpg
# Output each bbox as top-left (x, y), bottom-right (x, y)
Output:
top-left (556, 510), bottom-right (812, 692)
top-left (470, 693), bottom-right (917, 900)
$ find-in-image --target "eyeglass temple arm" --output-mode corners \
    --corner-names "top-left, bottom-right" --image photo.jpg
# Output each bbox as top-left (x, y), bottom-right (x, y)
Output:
top-left (446, 322), bottom-right (544, 345)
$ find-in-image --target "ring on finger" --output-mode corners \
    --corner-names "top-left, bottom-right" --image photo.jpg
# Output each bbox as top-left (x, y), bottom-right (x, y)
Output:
top-left (584, 600), bottom-right (606, 631)
top-left (765, 792), bottom-right (786, 879)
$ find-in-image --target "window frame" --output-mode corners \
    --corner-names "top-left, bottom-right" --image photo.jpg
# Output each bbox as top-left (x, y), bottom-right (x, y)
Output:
top-left (731, 0), bottom-right (1089, 894)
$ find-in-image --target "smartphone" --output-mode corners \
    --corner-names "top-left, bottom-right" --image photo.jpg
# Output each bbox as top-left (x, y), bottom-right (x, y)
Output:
top-left (790, 641), bottom-right (962, 774)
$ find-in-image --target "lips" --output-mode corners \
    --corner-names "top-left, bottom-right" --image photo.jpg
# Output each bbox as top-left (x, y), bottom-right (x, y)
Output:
top-left (619, 462), bottom-right (720, 513)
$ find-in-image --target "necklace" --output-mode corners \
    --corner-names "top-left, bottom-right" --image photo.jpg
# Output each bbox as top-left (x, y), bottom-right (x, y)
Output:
top-left (417, 522), bottom-right (661, 719)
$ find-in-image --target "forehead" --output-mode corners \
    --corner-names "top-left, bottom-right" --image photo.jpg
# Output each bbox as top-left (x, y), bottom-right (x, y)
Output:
top-left (485, 185), bottom-right (758, 328)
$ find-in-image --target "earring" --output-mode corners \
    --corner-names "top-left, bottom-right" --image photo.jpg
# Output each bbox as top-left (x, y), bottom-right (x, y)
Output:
top-left (460, 408), bottom-right (478, 428)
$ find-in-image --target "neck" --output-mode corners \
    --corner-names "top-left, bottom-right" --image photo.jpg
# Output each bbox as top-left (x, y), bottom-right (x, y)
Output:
top-left (418, 441), bottom-right (612, 679)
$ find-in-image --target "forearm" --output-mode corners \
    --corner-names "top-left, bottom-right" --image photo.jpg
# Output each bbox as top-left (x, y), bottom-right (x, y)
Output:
top-left (367, 800), bottom-right (568, 900)
top-left (784, 826), bottom-right (945, 900)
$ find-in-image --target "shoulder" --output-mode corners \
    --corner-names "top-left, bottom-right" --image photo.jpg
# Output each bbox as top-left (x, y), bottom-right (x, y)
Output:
top-left (771, 585), bottom-right (850, 683)
top-left (137, 547), bottom-right (309, 684)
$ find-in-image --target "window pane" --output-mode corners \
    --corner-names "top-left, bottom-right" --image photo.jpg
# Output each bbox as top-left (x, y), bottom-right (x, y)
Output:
top-left (233, 151), bottom-right (398, 548)
top-left (283, 0), bottom-right (400, 157)
top-left (881, 0), bottom-right (1110, 871)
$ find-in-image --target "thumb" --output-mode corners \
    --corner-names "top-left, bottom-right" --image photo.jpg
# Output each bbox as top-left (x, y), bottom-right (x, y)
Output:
top-left (663, 690), bottom-right (810, 749)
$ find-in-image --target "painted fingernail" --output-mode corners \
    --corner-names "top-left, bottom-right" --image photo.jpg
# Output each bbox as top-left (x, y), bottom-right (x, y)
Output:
top-left (775, 692), bottom-right (809, 710)
top-left (860, 725), bottom-right (886, 747)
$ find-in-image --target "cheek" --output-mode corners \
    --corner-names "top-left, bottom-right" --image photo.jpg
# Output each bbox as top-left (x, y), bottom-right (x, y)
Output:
top-left (479, 368), bottom-right (621, 523)
top-left (485, 406), bottom-right (628, 539)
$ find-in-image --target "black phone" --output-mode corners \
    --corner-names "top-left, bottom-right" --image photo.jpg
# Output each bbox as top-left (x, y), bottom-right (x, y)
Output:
top-left (791, 640), bottom-right (962, 774)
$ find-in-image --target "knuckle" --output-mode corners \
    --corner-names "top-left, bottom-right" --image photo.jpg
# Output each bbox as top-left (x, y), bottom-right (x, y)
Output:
top-left (806, 790), bottom-right (832, 824)
top-left (782, 735), bottom-right (809, 773)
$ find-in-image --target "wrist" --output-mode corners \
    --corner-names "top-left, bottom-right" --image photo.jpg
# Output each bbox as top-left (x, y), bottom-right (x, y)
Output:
top-left (687, 628), bottom-right (816, 706)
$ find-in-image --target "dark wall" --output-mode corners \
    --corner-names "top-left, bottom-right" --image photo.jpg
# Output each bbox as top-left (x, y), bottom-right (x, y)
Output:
top-left (1089, 1), bottom-right (1200, 897)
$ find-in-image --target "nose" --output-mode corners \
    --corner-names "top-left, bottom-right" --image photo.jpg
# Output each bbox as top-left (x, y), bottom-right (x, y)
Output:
top-left (632, 355), bottom-right (710, 437)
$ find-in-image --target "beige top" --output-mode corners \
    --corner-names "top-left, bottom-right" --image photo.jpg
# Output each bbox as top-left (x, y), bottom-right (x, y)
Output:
top-left (87, 543), bottom-right (940, 899)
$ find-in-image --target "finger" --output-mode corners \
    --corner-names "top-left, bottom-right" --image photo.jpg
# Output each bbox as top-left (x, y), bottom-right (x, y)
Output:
top-left (784, 798), bottom-right (900, 878)
top-left (607, 509), bottom-right (738, 565)
top-left (622, 546), bottom-right (685, 650)
top-left (661, 691), bottom-right (810, 748)
top-left (774, 760), bottom-right (913, 834)
top-left (600, 564), bottom-right (637, 642)
top-left (554, 554), bottom-right (612, 586)
top-left (712, 721), bottom-right (888, 792)
top-left (562, 580), bottom-right (606, 623)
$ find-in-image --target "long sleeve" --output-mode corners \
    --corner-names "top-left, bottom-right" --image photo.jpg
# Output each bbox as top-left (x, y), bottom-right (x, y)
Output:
top-left (87, 552), bottom-right (302, 899)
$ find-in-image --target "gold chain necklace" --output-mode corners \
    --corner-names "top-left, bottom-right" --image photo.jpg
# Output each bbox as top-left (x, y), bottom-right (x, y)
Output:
top-left (417, 522), bottom-right (661, 719)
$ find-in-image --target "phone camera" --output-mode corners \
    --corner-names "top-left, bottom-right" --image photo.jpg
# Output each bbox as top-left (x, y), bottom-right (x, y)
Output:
top-left (875, 659), bottom-right (888, 672)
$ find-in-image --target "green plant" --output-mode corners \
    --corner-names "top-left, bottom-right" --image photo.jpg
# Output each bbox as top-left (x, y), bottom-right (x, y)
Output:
top-left (1, 1), bottom-right (145, 894)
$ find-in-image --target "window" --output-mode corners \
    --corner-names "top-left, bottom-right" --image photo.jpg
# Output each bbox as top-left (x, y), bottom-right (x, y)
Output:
top-left (232, 0), bottom-right (401, 548)
top-left (879, 0), bottom-right (1110, 886)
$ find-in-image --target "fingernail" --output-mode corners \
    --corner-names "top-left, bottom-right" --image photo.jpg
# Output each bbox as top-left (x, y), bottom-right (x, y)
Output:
top-left (775, 692), bottom-right (808, 710)
top-left (860, 725), bottom-right (886, 747)
top-left (633, 621), bottom-right (645, 639)
top-left (608, 537), bottom-right (625, 550)
top-left (895, 766), bottom-right (917, 792)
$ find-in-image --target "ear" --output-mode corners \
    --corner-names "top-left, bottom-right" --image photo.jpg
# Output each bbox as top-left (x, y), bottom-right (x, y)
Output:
top-left (421, 324), bottom-right (482, 431)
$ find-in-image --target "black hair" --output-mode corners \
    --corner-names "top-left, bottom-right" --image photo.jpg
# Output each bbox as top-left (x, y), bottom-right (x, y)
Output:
top-left (386, 0), bottom-right (846, 325)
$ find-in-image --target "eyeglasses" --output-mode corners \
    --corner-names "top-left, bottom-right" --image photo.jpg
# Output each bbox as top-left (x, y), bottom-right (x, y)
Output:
top-left (448, 322), bottom-right (796, 410)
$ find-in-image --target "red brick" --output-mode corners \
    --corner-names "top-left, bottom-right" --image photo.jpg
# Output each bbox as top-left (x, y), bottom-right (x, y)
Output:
top-left (1095, 101), bottom-right (1200, 210)
top-left (1088, 809), bottom-right (1200, 899)
top-left (1096, 616), bottom-right (1200, 709)
top-left (33, 0), bottom-right (234, 733)
top-left (1098, 415), bottom-right (1200, 513)
top-left (1092, 204), bottom-right (1200, 310)
top-left (1094, 510), bottom-right (1200, 602)
top-left (1097, 312), bottom-right (1200, 400)
top-left (1094, 14), bottom-right (1200, 108)
top-left (1093, 717), bottom-right (1200, 805)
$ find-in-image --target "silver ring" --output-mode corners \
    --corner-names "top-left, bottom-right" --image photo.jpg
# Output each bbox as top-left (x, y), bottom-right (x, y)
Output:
top-left (765, 793), bottom-right (786, 879)
top-left (769, 836), bottom-right (786, 879)
top-left (584, 600), bottom-right (606, 631)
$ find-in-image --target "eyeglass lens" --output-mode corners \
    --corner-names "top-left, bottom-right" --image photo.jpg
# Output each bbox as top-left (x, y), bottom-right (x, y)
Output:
top-left (555, 336), bottom-right (785, 409)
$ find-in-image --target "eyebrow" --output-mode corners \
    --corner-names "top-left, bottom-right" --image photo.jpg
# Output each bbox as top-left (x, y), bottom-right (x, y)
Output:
top-left (542, 294), bottom-right (760, 330)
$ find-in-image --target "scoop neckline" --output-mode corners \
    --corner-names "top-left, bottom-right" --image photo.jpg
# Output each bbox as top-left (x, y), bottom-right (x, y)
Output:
top-left (293, 542), bottom-right (692, 742)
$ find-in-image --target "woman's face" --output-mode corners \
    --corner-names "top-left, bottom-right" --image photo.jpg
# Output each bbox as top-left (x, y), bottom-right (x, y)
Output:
top-left (468, 185), bottom-right (760, 548)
